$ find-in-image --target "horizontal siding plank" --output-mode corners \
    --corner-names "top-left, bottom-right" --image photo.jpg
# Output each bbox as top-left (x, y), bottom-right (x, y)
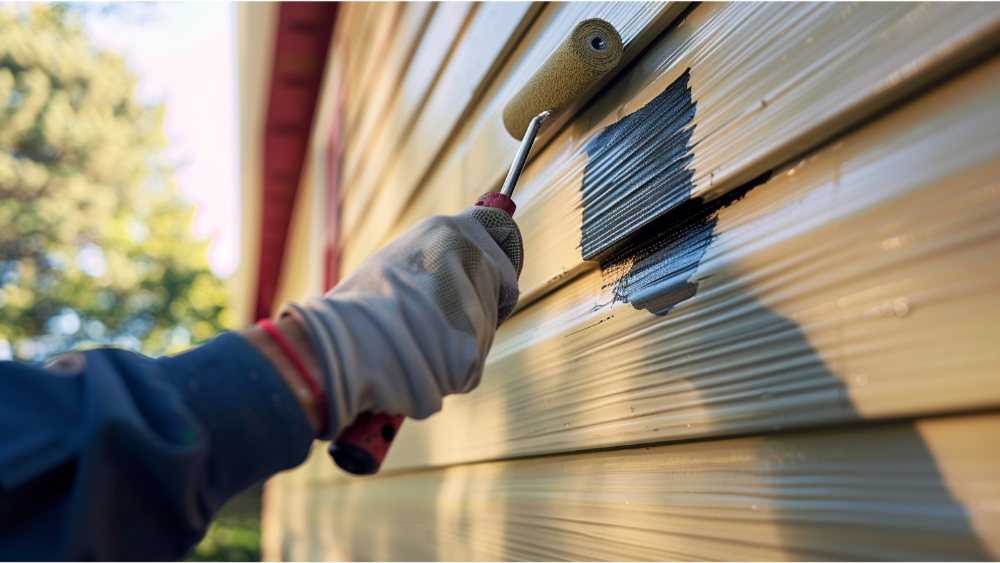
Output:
top-left (265, 413), bottom-right (1000, 561)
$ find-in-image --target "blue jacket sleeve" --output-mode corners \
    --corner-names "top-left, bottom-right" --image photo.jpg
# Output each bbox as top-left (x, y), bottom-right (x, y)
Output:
top-left (0, 332), bottom-right (316, 561)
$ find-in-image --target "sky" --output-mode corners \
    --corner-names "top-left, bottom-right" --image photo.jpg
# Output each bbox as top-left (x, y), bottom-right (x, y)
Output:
top-left (81, 2), bottom-right (240, 278)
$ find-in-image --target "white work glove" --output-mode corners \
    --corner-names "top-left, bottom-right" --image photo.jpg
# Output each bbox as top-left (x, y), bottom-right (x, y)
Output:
top-left (287, 206), bottom-right (522, 440)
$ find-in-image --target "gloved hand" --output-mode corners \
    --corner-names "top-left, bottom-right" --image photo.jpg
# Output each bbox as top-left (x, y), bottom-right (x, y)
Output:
top-left (286, 206), bottom-right (522, 440)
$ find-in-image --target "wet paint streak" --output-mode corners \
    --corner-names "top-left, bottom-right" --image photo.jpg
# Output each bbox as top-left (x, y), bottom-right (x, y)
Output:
top-left (581, 68), bottom-right (697, 262)
top-left (599, 173), bottom-right (770, 315)
top-left (581, 69), bottom-right (770, 315)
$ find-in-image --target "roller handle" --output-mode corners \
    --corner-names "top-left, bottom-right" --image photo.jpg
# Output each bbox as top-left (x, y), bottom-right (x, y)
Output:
top-left (328, 412), bottom-right (404, 475)
top-left (330, 114), bottom-right (544, 475)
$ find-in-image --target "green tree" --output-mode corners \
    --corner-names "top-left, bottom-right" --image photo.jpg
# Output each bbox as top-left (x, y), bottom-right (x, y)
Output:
top-left (0, 4), bottom-right (235, 361)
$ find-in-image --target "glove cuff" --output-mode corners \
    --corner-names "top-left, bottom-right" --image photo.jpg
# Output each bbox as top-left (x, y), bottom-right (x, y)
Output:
top-left (280, 301), bottom-right (344, 441)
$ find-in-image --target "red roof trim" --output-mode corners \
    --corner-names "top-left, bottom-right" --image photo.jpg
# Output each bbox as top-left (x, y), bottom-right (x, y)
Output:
top-left (254, 2), bottom-right (338, 321)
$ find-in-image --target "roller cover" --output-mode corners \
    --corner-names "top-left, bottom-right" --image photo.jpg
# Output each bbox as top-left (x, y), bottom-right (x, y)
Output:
top-left (502, 18), bottom-right (623, 140)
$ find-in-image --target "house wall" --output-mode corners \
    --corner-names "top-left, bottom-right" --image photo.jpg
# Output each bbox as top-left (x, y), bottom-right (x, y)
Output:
top-left (235, 2), bottom-right (279, 328)
top-left (261, 2), bottom-right (1000, 560)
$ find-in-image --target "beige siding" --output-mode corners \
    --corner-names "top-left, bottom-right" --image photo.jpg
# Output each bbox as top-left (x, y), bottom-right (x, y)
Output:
top-left (235, 2), bottom-right (279, 327)
top-left (269, 413), bottom-right (1000, 561)
top-left (341, 1), bottom-right (687, 274)
top-left (261, 2), bottom-right (1000, 560)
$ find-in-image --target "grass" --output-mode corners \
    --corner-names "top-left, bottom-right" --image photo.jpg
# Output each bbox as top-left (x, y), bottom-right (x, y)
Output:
top-left (182, 486), bottom-right (262, 562)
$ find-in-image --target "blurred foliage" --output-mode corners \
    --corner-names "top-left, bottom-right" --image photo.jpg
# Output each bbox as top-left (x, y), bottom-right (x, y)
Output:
top-left (183, 486), bottom-right (263, 562)
top-left (0, 4), bottom-right (237, 361)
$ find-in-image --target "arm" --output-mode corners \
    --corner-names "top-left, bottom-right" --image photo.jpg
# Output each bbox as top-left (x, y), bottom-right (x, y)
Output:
top-left (0, 207), bottom-right (521, 561)
top-left (0, 329), bottom-right (318, 561)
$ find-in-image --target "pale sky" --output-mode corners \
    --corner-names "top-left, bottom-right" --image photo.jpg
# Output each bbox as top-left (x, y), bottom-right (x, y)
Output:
top-left (82, 3), bottom-right (240, 278)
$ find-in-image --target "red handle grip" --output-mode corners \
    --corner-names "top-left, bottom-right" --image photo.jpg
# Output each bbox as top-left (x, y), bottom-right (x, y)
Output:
top-left (330, 192), bottom-right (516, 476)
top-left (474, 191), bottom-right (516, 217)
top-left (329, 411), bottom-right (405, 475)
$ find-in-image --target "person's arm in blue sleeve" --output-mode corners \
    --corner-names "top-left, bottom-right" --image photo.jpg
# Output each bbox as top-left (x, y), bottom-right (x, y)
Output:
top-left (0, 318), bottom-right (323, 561)
top-left (0, 207), bottom-right (524, 561)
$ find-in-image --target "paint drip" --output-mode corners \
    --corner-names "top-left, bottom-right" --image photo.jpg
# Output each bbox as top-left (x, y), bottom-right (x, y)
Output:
top-left (580, 69), bottom-right (770, 315)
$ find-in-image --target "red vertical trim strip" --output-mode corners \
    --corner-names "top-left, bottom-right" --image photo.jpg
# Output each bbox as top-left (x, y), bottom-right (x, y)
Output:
top-left (254, 3), bottom-right (338, 321)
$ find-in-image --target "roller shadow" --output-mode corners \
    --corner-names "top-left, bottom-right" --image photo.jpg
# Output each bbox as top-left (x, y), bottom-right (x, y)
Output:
top-left (487, 270), bottom-right (993, 559)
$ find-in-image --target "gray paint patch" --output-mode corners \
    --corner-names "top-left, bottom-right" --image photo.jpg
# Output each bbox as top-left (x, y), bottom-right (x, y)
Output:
top-left (598, 176), bottom-right (769, 315)
top-left (581, 69), bottom-right (769, 315)
top-left (581, 69), bottom-right (697, 262)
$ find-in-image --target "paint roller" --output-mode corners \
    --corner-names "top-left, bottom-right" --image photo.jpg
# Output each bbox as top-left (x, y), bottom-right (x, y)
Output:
top-left (329, 18), bottom-right (624, 476)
